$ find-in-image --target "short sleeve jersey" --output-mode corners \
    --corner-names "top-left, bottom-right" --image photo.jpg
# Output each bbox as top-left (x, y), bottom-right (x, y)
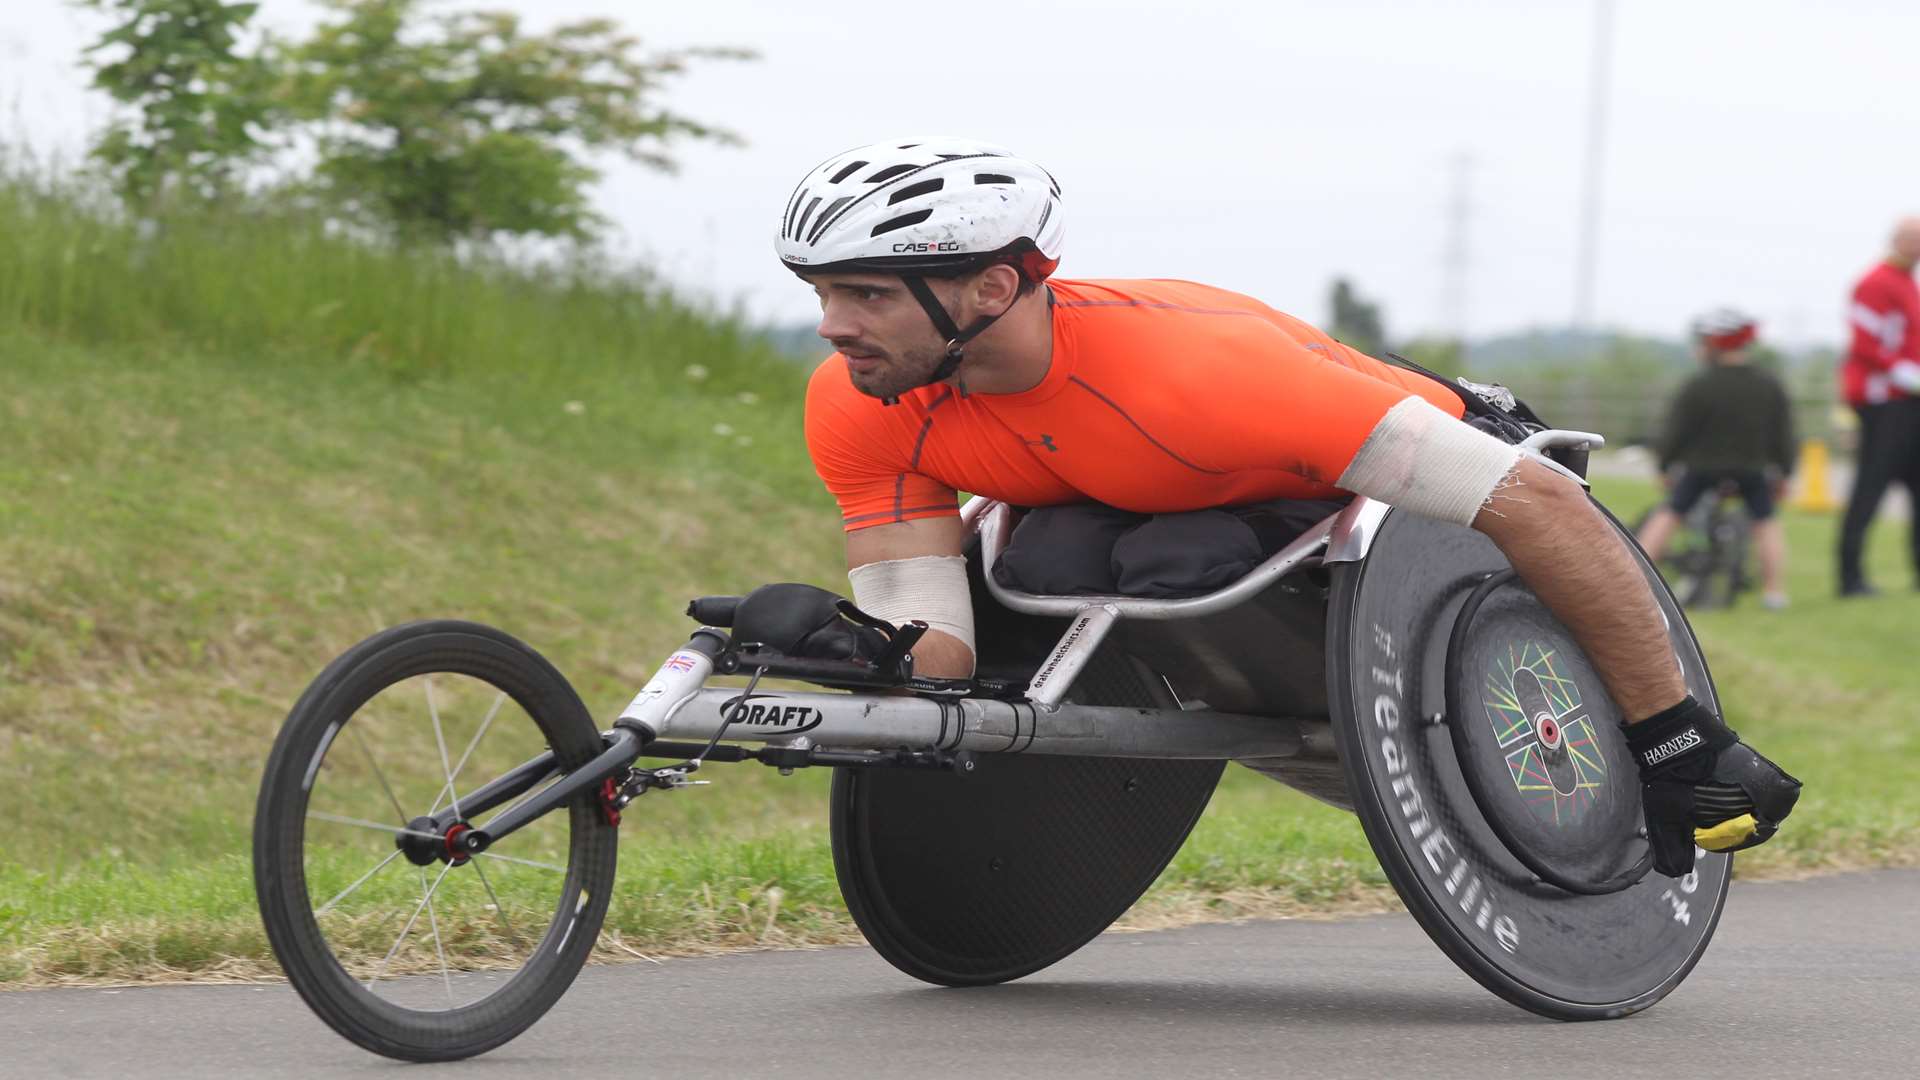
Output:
top-left (805, 278), bottom-right (1466, 532)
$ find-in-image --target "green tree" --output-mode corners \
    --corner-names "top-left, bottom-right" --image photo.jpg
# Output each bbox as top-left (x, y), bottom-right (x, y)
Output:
top-left (79, 0), bottom-right (273, 210)
top-left (1328, 276), bottom-right (1387, 358)
top-left (280, 0), bottom-right (748, 241)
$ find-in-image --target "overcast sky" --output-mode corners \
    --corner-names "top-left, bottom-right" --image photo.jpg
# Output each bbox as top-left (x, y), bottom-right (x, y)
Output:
top-left (4, 0), bottom-right (1916, 348)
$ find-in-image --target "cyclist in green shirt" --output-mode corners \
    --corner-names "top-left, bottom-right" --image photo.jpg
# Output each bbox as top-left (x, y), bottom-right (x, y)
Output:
top-left (1637, 308), bottom-right (1795, 608)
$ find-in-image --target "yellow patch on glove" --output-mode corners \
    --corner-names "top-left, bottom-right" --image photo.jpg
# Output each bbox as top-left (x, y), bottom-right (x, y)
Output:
top-left (1695, 813), bottom-right (1759, 852)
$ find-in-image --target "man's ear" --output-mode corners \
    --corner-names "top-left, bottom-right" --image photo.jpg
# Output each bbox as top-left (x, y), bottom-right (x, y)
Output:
top-left (971, 264), bottom-right (1023, 318)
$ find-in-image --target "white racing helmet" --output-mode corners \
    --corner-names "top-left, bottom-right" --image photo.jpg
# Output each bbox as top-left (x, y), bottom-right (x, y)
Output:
top-left (775, 138), bottom-right (1064, 394)
top-left (775, 136), bottom-right (1063, 280)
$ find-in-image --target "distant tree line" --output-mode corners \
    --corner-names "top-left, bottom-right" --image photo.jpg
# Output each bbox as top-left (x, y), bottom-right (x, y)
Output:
top-left (77, 0), bottom-right (750, 242)
top-left (1326, 275), bottom-right (1844, 448)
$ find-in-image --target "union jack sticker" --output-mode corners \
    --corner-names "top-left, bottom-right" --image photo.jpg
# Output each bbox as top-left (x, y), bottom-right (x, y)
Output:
top-left (664, 653), bottom-right (697, 673)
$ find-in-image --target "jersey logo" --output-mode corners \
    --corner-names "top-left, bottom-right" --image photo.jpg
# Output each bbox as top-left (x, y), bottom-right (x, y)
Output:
top-left (1024, 434), bottom-right (1059, 453)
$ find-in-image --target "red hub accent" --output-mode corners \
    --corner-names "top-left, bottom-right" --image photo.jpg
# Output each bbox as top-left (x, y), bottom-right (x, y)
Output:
top-left (443, 823), bottom-right (472, 865)
top-left (600, 777), bottom-right (623, 827)
top-left (1535, 713), bottom-right (1564, 751)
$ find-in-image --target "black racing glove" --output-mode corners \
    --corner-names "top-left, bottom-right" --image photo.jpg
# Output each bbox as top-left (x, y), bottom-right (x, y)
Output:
top-left (1465, 410), bottom-right (1532, 445)
top-left (730, 583), bottom-right (891, 662)
top-left (1624, 696), bottom-right (1803, 877)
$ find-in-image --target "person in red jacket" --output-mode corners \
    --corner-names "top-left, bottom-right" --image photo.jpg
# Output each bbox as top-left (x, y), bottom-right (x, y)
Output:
top-left (1837, 216), bottom-right (1920, 596)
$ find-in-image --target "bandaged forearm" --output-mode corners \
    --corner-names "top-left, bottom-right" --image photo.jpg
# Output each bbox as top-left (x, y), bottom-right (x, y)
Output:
top-left (1337, 397), bottom-right (1525, 526)
top-left (847, 555), bottom-right (975, 654)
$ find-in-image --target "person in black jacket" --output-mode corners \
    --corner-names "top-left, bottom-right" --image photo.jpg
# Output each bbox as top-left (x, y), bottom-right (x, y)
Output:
top-left (1637, 309), bottom-right (1796, 608)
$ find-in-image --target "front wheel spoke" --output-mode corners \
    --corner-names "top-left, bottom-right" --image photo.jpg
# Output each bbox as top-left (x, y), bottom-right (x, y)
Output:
top-left (368, 860), bottom-right (454, 992)
top-left (348, 724), bottom-right (411, 825)
top-left (310, 810), bottom-right (440, 842)
top-left (470, 858), bottom-right (517, 941)
top-left (426, 677), bottom-right (463, 822)
top-left (433, 691), bottom-right (507, 817)
top-left (316, 849), bottom-right (405, 916)
top-left (475, 851), bottom-right (567, 874)
top-left (421, 867), bottom-right (454, 1007)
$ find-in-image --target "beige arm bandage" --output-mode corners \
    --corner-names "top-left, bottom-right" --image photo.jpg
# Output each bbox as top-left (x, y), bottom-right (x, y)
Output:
top-left (1336, 397), bottom-right (1525, 526)
top-left (847, 555), bottom-right (976, 654)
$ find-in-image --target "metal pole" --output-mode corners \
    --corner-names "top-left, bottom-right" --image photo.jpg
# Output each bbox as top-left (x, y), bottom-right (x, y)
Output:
top-left (1572, 0), bottom-right (1616, 330)
top-left (1441, 150), bottom-right (1473, 358)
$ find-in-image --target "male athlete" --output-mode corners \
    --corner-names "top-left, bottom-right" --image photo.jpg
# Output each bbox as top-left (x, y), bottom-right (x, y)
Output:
top-left (777, 137), bottom-right (1799, 877)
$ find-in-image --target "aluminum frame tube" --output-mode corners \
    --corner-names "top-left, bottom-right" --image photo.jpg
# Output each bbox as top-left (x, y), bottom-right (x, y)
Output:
top-left (978, 501), bottom-right (1341, 619)
top-left (638, 687), bottom-right (1327, 762)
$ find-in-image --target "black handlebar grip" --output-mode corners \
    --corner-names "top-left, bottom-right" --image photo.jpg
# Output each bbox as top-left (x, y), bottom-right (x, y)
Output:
top-left (686, 596), bottom-right (742, 627)
top-left (1553, 445), bottom-right (1591, 480)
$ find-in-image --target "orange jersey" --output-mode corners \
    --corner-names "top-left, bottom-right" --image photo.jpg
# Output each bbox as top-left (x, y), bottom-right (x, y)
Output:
top-left (805, 278), bottom-right (1465, 531)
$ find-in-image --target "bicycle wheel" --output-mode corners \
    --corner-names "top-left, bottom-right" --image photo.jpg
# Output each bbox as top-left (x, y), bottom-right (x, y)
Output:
top-left (254, 621), bottom-right (617, 1061)
top-left (1667, 506), bottom-right (1717, 607)
top-left (1717, 507), bottom-right (1754, 603)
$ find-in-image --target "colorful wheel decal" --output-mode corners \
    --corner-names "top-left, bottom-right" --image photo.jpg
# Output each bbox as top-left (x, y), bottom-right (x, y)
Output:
top-left (1483, 641), bottom-right (1609, 827)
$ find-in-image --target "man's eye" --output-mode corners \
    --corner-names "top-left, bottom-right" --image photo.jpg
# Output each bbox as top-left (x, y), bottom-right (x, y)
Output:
top-left (853, 288), bottom-right (879, 301)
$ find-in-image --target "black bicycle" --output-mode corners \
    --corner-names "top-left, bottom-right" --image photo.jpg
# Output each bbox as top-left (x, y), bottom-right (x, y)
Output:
top-left (1645, 480), bottom-right (1754, 609)
top-left (255, 429), bottom-right (1733, 1062)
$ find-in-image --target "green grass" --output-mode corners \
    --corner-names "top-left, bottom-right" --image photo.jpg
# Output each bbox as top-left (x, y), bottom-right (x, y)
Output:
top-left (2, 168), bottom-right (1917, 984)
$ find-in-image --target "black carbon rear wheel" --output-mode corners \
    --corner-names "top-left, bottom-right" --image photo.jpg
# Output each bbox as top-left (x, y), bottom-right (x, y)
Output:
top-left (253, 621), bottom-right (616, 1061)
top-left (1327, 507), bottom-right (1730, 1021)
top-left (830, 647), bottom-right (1221, 987)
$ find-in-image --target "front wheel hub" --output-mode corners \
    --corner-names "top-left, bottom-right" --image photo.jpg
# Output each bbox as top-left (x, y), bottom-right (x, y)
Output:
top-left (397, 815), bottom-right (445, 866)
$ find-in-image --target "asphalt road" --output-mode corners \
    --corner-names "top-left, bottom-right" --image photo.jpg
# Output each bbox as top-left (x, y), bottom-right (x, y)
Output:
top-left (5, 869), bottom-right (1914, 1079)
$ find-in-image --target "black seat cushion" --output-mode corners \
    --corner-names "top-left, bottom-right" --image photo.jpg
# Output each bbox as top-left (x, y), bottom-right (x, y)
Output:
top-left (991, 497), bottom-right (1350, 600)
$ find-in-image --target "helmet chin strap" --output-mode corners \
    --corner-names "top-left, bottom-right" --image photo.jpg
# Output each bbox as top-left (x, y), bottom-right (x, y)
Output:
top-left (893, 275), bottom-right (1008, 403)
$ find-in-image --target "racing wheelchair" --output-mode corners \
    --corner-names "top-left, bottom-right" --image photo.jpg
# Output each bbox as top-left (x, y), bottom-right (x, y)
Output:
top-left (253, 427), bottom-right (1732, 1062)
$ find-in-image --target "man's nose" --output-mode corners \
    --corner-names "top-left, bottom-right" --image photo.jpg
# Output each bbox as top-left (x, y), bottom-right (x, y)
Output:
top-left (816, 298), bottom-right (856, 341)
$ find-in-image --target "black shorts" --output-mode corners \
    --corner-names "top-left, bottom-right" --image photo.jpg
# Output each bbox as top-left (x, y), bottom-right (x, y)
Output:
top-left (1668, 468), bottom-right (1774, 521)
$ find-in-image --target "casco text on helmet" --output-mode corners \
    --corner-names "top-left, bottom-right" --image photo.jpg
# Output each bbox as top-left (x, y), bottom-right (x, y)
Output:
top-left (775, 136), bottom-right (1063, 282)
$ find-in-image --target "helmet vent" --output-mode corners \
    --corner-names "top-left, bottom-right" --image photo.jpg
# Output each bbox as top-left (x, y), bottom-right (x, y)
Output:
top-left (974, 173), bottom-right (1015, 185)
top-left (791, 196), bottom-right (823, 241)
top-left (870, 209), bottom-right (933, 237)
top-left (888, 178), bottom-right (945, 205)
top-left (784, 188), bottom-right (809, 238)
top-left (806, 197), bottom-right (851, 244)
top-left (829, 160), bottom-right (868, 184)
top-left (866, 163), bottom-right (920, 184)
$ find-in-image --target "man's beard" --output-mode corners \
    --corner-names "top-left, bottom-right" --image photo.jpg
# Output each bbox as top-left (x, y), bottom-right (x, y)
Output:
top-left (845, 340), bottom-right (947, 400)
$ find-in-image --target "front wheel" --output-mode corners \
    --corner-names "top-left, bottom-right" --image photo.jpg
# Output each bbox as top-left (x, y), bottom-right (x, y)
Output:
top-left (253, 621), bottom-right (617, 1062)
